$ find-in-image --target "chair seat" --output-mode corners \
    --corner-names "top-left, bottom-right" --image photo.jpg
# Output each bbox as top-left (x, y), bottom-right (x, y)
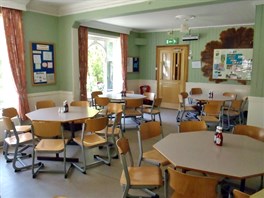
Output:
top-left (143, 149), bottom-right (170, 166)
top-left (15, 125), bottom-right (31, 132)
top-left (124, 109), bottom-right (142, 117)
top-left (73, 133), bottom-right (107, 147)
top-left (96, 127), bottom-right (121, 136)
top-left (5, 132), bottom-right (33, 145)
top-left (143, 109), bottom-right (160, 114)
top-left (35, 139), bottom-right (68, 152)
top-left (198, 115), bottom-right (219, 122)
top-left (223, 110), bottom-right (240, 117)
top-left (120, 166), bottom-right (162, 186)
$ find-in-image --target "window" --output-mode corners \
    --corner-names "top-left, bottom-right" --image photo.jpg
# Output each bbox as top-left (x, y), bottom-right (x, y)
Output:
top-left (88, 33), bottom-right (122, 94)
top-left (0, 14), bottom-right (18, 109)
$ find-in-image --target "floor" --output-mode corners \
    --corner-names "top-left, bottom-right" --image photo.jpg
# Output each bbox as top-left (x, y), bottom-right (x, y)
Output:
top-left (0, 108), bottom-right (261, 198)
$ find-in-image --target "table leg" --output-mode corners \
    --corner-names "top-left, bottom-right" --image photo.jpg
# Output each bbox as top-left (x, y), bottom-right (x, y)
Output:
top-left (240, 179), bottom-right (246, 192)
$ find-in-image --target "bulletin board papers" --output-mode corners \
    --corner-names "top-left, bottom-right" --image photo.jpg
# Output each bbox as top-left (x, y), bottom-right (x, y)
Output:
top-left (31, 42), bottom-right (55, 85)
top-left (212, 48), bottom-right (253, 80)
top-left (127, 57), bottom-right (139, 72)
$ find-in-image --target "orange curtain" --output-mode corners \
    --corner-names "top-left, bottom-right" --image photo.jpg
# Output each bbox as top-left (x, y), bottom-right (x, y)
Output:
top-left (78, 26), bottom-right (88, 100)
top-left (120, 33), bottom-right (128, 91)
top-left (2, 7), bottom-right (30, 120)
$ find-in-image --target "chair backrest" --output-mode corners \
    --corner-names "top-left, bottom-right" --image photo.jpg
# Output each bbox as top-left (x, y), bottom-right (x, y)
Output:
top-left (2, 107), bottom-right (19, 119)
top-left (223, 92), bottom-right (237, 100)
top-left (95, 97), bottom-right (110, 108)
top-left (126, 90), bottom-right (135, 94)
top-left (139, 121), bottom-right (162, 140)
top-left (233, 124), bottom-right (264, 142)
top-left (35, 100), bottom-right (56, 109)
top-left (166, 167), bottom-right (218, 198)
top-left (83, 116), bottom-right (108, 134)
top-left (91, 91), bottom-right (103, 106)
top-left (153, 97), bottom-right (162, 108)
top-left (190, 88), bottom-right (202, 95)
top-left (32, 121), bottom-right (62, 138)
top-left (70, 101), bottom-right (89, 107)
top-left (232, 189), bottom-right (250, 198)
top-left (230, 99), bottom-right (243, 111)
top-left (125, 98), bottom-right (143, 108)
top-left (107, 103), bottom-right (123, 114)
top-left (2, 116), bottom-right (17, 135)
top-left (116, 137), bottom-right (134, 173)
top-left (179, 121), bottom-right (207, 132)
top-left (202, 103), bottom-right (222, 116)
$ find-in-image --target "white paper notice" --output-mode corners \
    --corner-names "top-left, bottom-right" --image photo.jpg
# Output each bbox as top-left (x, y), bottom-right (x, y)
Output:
top-left (43, 51), bottom-right (52, 61)
top-left (47, 62), bottom-right (53, 68)
top-left (33, 55), bottom-right (41, 64)
top-left (192, 61), bottom-right (201, 69)
top-left (34, 72), bottom-right (47, 83)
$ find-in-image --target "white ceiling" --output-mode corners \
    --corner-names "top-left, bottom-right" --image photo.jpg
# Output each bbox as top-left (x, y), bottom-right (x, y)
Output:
top-left (1, 0), bottom-right (264, 32)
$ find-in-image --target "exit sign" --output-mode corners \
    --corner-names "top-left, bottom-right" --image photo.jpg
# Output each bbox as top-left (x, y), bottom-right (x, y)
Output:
top-left (166, 38), bottom-right (178, 45)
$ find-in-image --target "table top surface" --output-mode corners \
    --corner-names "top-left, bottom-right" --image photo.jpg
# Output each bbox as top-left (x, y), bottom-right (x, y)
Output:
top-left (99, 93), bottom-right (146, 100)
top-left (154, 131), bottom-right (264, 179)
top-left (250, 189), bottom-right (264, 198)
top-left (189, 93), bottom-right (233, 101)
top-left (26, 106), bottom-right (99, 122)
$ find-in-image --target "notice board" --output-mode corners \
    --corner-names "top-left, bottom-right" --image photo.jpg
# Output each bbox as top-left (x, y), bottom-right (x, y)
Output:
top-left (31, 42), bottom-right (56, 85)
top-left (127, 57), bottom-right (139, 72)
top-left (212, 48), bottom-right (253, 81)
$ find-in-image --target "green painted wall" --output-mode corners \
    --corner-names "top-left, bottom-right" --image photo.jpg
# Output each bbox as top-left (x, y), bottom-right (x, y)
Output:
top-left (22, 2), bottom-right (261, 95)
top-left (23, 12), bottom-right (59, 93)
top-left (134, 25), bottom-right (253, 85)
top-left (251, 5), bottom-right (264, 96)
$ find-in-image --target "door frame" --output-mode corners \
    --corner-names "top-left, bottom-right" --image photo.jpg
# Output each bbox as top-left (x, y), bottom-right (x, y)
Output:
top-left (156, 44), bottom-right (189, 108)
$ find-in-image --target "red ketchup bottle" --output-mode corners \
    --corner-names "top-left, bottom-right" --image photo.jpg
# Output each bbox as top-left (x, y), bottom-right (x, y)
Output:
top-left (215, 127), bottom-right (223, 146)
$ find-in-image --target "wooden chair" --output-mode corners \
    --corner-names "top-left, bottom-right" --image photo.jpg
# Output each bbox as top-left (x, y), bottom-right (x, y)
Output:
top-left (94, 97), bottom-right (110, 116)
top-left (2, 107), bottom-right (31, 133)
top-left (116, 137), bottom-right (163, 198)
top-left (143, 97), bottom-right (162, 125)
top-left (222, 92), bottom-right (237, 111)
top-left (222, 99), bottom-right (243, 129)
top-left (137, 121), bottom-right (170, 167)
top-left (176, 92), bottom-right (196, 122)
top-left (70, 100), bottom-right (89, 107)
top-left (198, 102), bottom-right (223, 130)
top-left (2, 116), bottom-right (39, 172)
top-left (96, 111), bottom-right (123, 158)
top-left (31, 121), bottom-right (71, 178)
top-left (165, 167), bottom-right (218, 198)
top-left (68, 100), bottom-right (90, 137)
top-left (122, 98), bottom-right (143, 131)
top-left (71, 116), bottom-right (111, 174)
top-left (142, 92), bottom-right (156, 108)
top-left (232, 124), bottom-right (264, 143)
top-left (91, 91), bottom-right (103, 107)
top-left (179, 120), bottom-right (207, 133)
top-left (35, 100), bottom-right (56, 109)
top-left (232, 189), bottom-right (250, 198)
top-left (126, 90), bottom-right (135, 94)
top-left (233, 124), bottom-right (264, 189)
top-left (190, 87), bottom-right (203, 95)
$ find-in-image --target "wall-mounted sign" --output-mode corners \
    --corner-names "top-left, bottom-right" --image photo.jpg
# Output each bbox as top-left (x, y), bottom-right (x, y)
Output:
top-left (30, 42), bottom-right (56, 85)
top-left (127, 57), bottom-right (139, 72)
top-left (166, 38), bottom-right (178, 45)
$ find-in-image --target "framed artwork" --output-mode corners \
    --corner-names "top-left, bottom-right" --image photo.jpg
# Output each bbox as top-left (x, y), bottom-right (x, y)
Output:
top-left (30, 42), bottom-right (56, 85)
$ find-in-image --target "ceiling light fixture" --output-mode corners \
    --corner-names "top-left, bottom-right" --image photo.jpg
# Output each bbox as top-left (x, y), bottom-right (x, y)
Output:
top-left (175, 15), bottom-right (195, 33)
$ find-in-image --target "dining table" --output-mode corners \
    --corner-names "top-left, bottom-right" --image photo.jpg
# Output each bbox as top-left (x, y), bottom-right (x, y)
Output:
top-left (189, 93), bottom-right (234, 102)
top-left (153, 131), bottom-right (264, 192)
top-left (26, 106), bottom-right (99, 162)
top-left (98, 92), bottom-right (146, 103)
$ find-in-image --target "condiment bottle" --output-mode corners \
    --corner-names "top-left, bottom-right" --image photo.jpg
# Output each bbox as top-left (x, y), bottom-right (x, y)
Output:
top-left (215, 126), bottom-right (223, 146)
top-left (63, 100), bottom-right (69, 113)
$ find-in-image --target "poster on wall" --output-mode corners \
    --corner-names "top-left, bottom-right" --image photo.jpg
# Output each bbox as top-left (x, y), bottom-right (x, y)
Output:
top-left (127, 57), bottom-right (139, 72)
top-left (31, 42), bottom-right (56, 85)
top-left (212, 48), bottom-right (253, 80)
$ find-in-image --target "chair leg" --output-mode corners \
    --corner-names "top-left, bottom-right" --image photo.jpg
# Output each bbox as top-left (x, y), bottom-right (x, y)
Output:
top-left (158, 113), bottom-right (162, 125)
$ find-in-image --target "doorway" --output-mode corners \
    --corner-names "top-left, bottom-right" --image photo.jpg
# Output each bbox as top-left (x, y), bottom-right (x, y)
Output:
top-left (156, 45), bottom-right (189, 109)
